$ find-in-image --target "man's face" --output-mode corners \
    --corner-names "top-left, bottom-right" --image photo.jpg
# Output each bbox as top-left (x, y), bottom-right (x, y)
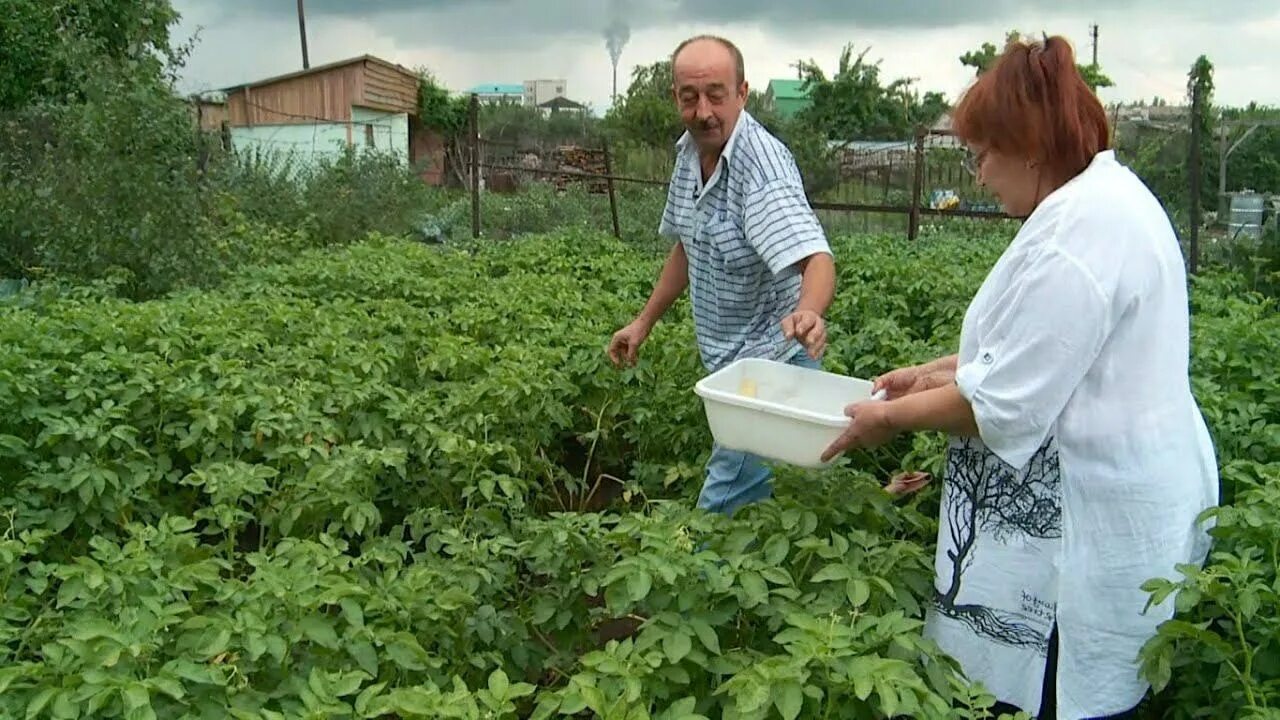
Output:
top-left (672, 40), bottom-right (747, 154)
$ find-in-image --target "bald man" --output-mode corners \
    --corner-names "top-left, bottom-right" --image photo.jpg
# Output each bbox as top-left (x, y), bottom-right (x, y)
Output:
top-left (607, 35), bottom-right (836, 516)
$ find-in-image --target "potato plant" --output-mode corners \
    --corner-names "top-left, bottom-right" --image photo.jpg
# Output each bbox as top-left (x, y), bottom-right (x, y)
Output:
top-left (0, 228), bottom-right (1275, 719)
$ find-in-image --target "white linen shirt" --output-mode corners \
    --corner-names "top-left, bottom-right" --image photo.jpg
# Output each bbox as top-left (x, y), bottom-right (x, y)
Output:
top-left (924, 150), bottom-right (1219, 719)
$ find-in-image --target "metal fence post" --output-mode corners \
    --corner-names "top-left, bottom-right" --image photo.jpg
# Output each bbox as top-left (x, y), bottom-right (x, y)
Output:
top-left (602, 142), bottom-right (621, 239)
top-left (909, 126), bottom-right (926, 240)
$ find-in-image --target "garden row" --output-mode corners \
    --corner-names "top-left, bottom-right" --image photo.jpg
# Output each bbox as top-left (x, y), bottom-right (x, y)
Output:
top-left (0, 227), bottom-right (1275, 718)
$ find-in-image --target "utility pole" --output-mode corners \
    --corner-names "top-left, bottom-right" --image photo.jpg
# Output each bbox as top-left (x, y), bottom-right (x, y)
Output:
top-left (1089, 23), bottom-right (1099, 67)
top-left (297, 0), bottom-right (310, 70)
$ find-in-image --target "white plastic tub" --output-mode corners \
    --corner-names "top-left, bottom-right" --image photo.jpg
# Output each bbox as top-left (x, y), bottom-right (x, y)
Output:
top-left (693, 357), bottom-right (883, 468)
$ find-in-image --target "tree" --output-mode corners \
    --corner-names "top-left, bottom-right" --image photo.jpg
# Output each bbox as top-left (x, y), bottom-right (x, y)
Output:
top-left (1188, 55), bottom-right (1215, 132)
top-left (478, 101), bottom-right (598, 150)
top-left (600, 56), bottom-right (844, 194)
top-left (1219, 102), bottom-right (1280, 210)
top-left (794, 45), bottom-right (949, 141)
top-left (1078, 64), bottom-right (1115, 92)
top-left (602, 60), bottom-right (682, 150)
top-left (0, 0), bottom-right (181, 110)
top-left (960, 30), bottom-right (1114, 92)
top-left (1187, 55), bottom-right (1218, 214)
top-left (416, 72), bottom-right (470, 187)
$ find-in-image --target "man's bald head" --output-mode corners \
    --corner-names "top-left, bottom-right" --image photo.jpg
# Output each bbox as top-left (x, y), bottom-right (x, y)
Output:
top-left (672, 35), bottom-right (745, 87)
top-left (670, 35), bottom-right (749, 156)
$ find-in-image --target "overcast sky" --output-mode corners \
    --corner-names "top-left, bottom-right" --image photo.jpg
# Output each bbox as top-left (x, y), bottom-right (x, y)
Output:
top-left (171, 0), bottom-right (1279, 113)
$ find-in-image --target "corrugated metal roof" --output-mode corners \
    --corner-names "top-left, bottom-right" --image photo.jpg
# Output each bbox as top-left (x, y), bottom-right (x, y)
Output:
top-left (767, 79), bottom-right (808, 99)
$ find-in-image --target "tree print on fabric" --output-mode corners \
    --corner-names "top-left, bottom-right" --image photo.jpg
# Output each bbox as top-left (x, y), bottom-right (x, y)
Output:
top-left (934, 436), bottom-right (1062, 652)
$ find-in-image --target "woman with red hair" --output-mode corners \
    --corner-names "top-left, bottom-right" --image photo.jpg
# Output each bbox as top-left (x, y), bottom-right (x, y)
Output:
top-left (819, 36), bottom-right (1218, 719)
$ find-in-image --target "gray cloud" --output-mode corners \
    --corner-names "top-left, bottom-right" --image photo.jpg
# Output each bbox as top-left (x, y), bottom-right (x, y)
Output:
top-left (169, 0), bottom-right (1280, 109)
top-left (203, 0), bottom-right (1266, 34)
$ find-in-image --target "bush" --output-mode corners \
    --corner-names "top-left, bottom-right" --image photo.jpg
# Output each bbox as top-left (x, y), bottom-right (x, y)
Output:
top-left (0, 67), bottom-right (212, 296)
top-left (207, 146), bottom-right (454, 253)
top-left (0, 63), bottom-right (448, 299)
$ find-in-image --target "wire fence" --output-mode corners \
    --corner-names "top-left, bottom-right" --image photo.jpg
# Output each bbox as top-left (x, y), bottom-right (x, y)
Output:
top-left (461, 95), bottom-right (1015, 246)
top-left (458, 93), bottom-right (1280, 272)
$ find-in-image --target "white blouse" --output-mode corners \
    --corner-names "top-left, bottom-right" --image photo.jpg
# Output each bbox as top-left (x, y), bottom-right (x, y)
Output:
top-left (924, 150), bottom-right (1219, 719)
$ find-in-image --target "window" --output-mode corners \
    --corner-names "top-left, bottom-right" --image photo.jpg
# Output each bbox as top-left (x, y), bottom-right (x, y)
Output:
top-left (365, 124), bottom-right (375, 148)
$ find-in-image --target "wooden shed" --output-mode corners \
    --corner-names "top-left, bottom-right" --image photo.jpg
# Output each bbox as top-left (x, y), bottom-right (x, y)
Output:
top-left (219, 54), bottom-right (446, 185)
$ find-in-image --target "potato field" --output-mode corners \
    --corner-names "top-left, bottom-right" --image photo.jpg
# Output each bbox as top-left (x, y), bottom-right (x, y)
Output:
top-left (1, 227), bottom-right (1276, 719)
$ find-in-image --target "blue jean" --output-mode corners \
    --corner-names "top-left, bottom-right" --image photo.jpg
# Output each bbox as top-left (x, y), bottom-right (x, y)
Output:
top-left (696, 351), bottom-right (823, 516)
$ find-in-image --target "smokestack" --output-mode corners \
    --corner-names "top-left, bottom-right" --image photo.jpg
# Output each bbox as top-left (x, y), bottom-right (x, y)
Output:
top-left (604, 18), bottom-right (630, 105)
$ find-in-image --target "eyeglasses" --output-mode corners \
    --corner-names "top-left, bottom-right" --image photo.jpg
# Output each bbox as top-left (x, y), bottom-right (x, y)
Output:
top-left (962, 149), bottom-right (987, 177)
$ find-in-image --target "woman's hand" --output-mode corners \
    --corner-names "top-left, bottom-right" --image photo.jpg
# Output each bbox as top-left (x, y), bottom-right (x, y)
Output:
top-left (874, 365), bottom-right (955, 400)
top-left (820, 399), bottom-right (898, 463)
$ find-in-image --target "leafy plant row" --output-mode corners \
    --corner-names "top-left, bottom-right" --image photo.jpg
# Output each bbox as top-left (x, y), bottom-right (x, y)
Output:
top-left (0, 228), bottom-right (1276, 718)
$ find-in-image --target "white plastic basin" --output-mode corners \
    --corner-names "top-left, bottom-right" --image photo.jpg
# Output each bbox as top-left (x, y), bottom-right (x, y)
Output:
top-left (693, 357), bottom-right (881, 469)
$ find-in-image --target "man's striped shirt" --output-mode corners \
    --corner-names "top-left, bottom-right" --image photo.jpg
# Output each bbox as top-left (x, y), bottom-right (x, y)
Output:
top-left (659, 111), bottom-right (832, 371)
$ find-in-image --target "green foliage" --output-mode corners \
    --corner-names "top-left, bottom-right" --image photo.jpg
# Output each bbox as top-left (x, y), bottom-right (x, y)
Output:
top-left (480, 101), bottom-right (598, 149)
top-left (1, 214), bottom-right (1274, 717)
top-left (209, 145), bottom-right (448, 252)
top-left (1218, 108), bottom-right (1280, 202)
top-left (0, 0), bottom-right (181, 110)
top-left (603, 61), bottom-right (683, 151)
top-left (959, 39), bottom-right (1002, 76)
top-left (0, 64), bottom-right (211, 295)
top-left (1188, 57), bottom-right (1217, 198)
top-left (0, 67), bottom-right (443, 299)
top-left (416, 71), bottom-right (468, 137)
top-left (0, 228), bottom-right (1045, 719)
top-left (0, 0), bottom-right (443, 299)
top-left (466, 184), bottom-right (667, 249)
top-left (1128, 275), bottom-right (1280, 719)
top-left (1114, 130), bottom-right (1191, 215)
top-left (1188, 56), bottom-right (1216, 119)
top-left (601, 59), bottom-right (839, 196)
top-left (795, 45), bottom-right (948, 141)
top-left (959, 30), bottom-right (1113, 91)
top-left (1077, 64), bottom-right (1115, 92)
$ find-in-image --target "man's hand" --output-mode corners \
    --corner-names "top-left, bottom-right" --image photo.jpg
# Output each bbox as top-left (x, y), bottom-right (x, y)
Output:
top-left (781, 310), bottom-right (826, 359)
top-left (884, 471), bottom-right (932, 496)
top-left (608, 318), bottom-right (653, 367)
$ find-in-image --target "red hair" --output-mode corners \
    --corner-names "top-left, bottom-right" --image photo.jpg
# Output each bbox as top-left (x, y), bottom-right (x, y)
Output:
top-left (952, 35), bottom-right (1110, 181)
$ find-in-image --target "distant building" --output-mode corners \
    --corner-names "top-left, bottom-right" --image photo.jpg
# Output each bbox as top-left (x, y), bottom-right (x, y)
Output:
top-left (537, 95), bottom-right (588, 118)
top-left (523, 79), bottom-right (567, 108)
top-left (212, 54), bottom-right (447, 184)
top-left (1113, 103), bottom-right (1190, 123)
top-left (468, 83), bottom-right (525, 105)
top-left (764, 79), bottom-right (811, 118)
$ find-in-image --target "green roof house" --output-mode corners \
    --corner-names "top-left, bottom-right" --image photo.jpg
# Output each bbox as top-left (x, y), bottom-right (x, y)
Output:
top-left (765, 79), bottom-right (811, 118)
